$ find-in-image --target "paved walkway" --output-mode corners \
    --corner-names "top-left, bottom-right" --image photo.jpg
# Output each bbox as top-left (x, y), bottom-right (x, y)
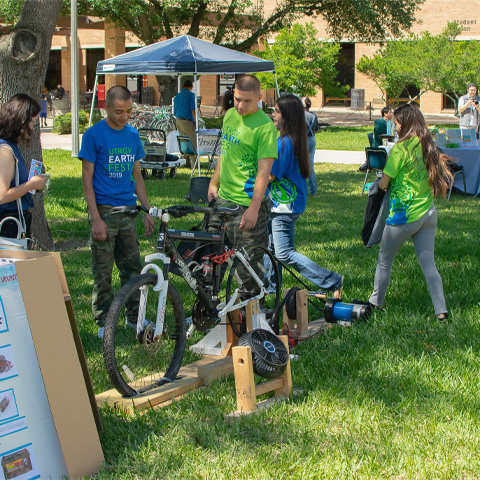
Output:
top-left (39, 129), bottom-right (363, 164)
top-left (40, 105), bottom-right (459, 166)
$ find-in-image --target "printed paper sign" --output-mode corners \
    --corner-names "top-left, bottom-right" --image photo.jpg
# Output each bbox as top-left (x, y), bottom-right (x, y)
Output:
top-left (27, 160), bottom-right (42, 195)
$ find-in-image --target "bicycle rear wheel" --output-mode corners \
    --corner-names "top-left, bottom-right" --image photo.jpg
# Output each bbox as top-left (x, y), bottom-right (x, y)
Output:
top-left (226, 246), bottom-right (280, 337)
top-left (103, 273), bottom-right (186, 397)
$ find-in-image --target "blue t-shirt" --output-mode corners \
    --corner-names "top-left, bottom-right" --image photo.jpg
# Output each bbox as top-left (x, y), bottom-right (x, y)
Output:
top-left (0, 139), bottom-right (34, 213)
top-left (79, 119), bottom-right (145, 206)
top-left (269, 136), bottom-right (307, 215)
top-left (173, 88), bottom-right (195, 121)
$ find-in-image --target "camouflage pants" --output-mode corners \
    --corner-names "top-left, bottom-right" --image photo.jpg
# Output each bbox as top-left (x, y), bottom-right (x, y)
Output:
top-left (208, 196), bottom-right (272, 292)
top-left (90, 205), bottom-right (143, 326)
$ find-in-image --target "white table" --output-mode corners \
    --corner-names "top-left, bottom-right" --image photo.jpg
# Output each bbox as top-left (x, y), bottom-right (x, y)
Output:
top-left (444, 146), bottom-right (480, 196)
top-left (166, 129), bottom-right (221, 156)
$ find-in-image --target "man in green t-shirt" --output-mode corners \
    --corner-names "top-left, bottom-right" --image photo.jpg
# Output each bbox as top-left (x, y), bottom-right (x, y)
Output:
top-left (208, 75), bottom-right (277, 251)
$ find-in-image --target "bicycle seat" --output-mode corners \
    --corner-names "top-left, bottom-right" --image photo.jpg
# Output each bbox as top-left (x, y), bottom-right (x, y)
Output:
top-left (214, 202), bottom-right (243, 217)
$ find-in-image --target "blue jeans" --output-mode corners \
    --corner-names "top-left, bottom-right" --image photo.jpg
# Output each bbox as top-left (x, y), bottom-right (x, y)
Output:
top-left (307, 135), bottom-right (317, 195)
top-left (271, 213), bottom-right (342, 291)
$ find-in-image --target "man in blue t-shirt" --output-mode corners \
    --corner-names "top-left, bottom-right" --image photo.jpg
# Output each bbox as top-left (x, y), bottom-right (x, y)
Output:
top-left (79, 85), bottom-right (153, 338)
top-left (173, 79), bottom-right (196, 167)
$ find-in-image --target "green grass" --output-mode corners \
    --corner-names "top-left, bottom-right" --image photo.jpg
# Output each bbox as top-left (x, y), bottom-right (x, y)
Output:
top-left (315, 124), bottom-right (459, 151)
top-left (316, 126), bottom-right (372, 151)
top-left (43, 148), bottom-right (480, 479)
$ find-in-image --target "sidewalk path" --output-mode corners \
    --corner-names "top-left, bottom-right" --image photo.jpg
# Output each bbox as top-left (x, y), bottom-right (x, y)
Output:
top-left (40, 102), bottom-right (458, 164)
top-left (40, 130), bottom-right (364, 165)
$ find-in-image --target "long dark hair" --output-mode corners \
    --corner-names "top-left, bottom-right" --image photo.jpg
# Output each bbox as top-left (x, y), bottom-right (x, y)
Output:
top-left (276, 95), bottom-right (310, 179)
top-left (394, 103), bottom-right (452, 196)
top-left (0, 94), bottom-right (40, 145)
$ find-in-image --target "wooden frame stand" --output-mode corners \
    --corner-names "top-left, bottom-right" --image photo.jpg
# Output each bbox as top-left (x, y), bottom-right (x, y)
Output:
top-left (283, 288), bottom-right (309, 338)
top-left (226, 335), bottom-right (292, 420)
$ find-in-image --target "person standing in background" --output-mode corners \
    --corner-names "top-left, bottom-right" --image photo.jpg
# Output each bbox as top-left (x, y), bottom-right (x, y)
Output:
top-left (302, 97), bottom-right (318, 196)
top-left (458, 83), bottom-right (480, 133)
top-left (173, 79), bottom-right (196, 168)
top-left (40, 94), bottom-right (48, 128)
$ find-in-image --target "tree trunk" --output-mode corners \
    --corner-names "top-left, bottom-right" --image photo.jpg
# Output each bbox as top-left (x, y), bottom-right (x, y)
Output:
top-left (155, 75), bottom-right (178, 106)
top-left (0, 0), bottom-right (63, 250)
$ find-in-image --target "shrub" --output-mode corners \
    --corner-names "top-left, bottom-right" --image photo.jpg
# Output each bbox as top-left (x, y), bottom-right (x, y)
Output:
top-left (202, 116), bottom-right (224, 129)
top-left (53, 110), bottom-right (102, 134)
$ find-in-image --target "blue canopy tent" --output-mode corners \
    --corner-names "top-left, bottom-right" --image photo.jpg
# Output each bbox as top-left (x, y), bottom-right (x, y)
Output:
top-left (90, 35), bottom-right (279, 169)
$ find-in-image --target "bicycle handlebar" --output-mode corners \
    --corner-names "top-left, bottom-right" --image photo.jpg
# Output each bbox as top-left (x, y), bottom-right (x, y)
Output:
top-left (149, 205), bottom-right (213, 218)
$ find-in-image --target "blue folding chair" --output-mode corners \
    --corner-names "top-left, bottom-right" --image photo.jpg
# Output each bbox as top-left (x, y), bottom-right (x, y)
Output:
top-left (362, 147), bottom-right (388, 194)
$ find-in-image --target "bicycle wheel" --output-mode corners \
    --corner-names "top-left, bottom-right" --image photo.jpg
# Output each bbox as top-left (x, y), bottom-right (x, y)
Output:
top-left (103, 273), bottom-right (186, 397)
top-left (226, 246), bottom-right (280, 337)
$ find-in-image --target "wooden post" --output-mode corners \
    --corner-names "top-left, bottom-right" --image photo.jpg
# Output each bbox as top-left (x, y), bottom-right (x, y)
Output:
top-left (232, 346), bottom-right (257, 413)
top-left (229, 334), bottom-right (292, 418)
top-left (283, 288), bottom-right (309, 338)
top-left (274, 335), bottom-right (292, 398)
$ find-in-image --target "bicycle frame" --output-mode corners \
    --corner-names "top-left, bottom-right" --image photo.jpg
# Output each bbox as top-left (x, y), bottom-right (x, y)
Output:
top-left (136, 207), bottom-right (266, 339)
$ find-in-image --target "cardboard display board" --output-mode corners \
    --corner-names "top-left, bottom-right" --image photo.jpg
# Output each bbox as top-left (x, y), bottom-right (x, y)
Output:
top-left (0, 254), bottom-right (104, 479)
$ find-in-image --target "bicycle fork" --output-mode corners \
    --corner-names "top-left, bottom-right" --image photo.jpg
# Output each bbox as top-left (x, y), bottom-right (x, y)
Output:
top-left (138, 253), bottom-right (171, 339)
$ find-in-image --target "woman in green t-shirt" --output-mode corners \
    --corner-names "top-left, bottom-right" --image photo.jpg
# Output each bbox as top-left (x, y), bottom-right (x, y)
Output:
top-left (369, 103), bottom-right (452, 320)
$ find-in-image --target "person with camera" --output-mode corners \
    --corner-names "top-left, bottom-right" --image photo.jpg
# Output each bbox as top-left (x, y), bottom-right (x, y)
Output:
top-left (458, 83), bottom-right (480, 132)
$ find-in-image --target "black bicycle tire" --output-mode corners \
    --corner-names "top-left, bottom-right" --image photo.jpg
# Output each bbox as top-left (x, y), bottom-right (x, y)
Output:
top-left (226, 246), bottom-right (280, 337)
top-left (103, 273), bottom-right (186, 397)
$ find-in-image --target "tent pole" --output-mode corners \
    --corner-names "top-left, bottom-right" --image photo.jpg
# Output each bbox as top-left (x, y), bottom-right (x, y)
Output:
top-left (89, 75), bottom-right (99, 127)
top-left (274, 71), bottom-right (280, 98)
top-left (194, 73), bottom-right (200, 176)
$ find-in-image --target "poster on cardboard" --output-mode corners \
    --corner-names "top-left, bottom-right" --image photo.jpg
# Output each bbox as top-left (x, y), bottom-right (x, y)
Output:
top-left (0, 263), bottom-right (68, 477)
top-left (0, 443), bottom-right (40, 480)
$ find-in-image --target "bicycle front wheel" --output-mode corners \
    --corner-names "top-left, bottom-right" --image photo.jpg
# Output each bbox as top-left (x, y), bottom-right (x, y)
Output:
top-left (226, 246), bottom-right (280, 337)
top-left (103, 273), bottom-right (186, 397)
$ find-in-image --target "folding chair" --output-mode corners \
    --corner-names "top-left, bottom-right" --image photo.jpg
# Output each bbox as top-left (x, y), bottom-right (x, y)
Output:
top-left (447, 161), bottom-right (467, 201)
top-left (367, 132), bottom-right (374, 147)
top-left (362, 147), bottom-right (388, 194)
top-left (177, 135), bottom-right (211, 204)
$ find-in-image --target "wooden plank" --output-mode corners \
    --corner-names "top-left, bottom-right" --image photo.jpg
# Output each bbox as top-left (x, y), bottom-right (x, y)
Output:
top-left (298, 317), bottom-right (330, 340)
top-left (255, 378), bottom-right (284, 396)
top-left (96, 355), bottom-right (227, 412)
top-left (96, 375), bottom-right (204, 413)
top-left (198, 356), bottom-right (233, 385)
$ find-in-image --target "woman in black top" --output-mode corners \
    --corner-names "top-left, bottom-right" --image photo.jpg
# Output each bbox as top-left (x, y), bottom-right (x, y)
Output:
top-left (0, 94), bottom-right (46, 238)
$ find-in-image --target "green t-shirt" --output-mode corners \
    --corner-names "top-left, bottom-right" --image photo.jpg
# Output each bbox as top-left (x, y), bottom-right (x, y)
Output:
top-left (219, 107), bottom-right (277, 206)
top-left (383, 136), bottom-right (433, 225)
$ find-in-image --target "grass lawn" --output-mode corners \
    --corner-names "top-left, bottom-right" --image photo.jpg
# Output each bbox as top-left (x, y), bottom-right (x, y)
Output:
top-left (44, 149), bottom-right (480, 479)
top-left (315, 125), bottom-right (457, 151)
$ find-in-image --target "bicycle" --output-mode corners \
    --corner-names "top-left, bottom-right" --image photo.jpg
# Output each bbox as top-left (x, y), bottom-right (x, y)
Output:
top-left (103, 203), bottom-right (281, 397)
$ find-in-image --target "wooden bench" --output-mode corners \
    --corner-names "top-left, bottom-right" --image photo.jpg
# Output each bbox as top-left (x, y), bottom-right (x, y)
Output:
top-left (324, 97), bottom-right (351, 106)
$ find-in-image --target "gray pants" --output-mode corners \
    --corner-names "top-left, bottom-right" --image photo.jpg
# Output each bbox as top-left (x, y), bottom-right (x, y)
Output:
top-left (369, 205), bottom-right (447, 315)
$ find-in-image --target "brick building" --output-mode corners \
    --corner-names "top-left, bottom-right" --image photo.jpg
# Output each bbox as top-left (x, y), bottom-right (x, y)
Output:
top-left (46, 0), bottom-right (480, 113)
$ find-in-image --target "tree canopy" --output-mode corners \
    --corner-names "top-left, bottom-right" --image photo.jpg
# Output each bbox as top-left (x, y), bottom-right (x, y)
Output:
top-left (356, 22), bottom-right (480, 109)
top-left (255, 23), bottom-right (347, 98)
top-left (2, 0), bottom-right (426, 50)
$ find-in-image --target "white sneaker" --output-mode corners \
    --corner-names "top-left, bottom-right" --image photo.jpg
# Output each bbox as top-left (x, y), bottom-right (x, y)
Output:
top-left (97, 327), bottom-right (105, 339)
